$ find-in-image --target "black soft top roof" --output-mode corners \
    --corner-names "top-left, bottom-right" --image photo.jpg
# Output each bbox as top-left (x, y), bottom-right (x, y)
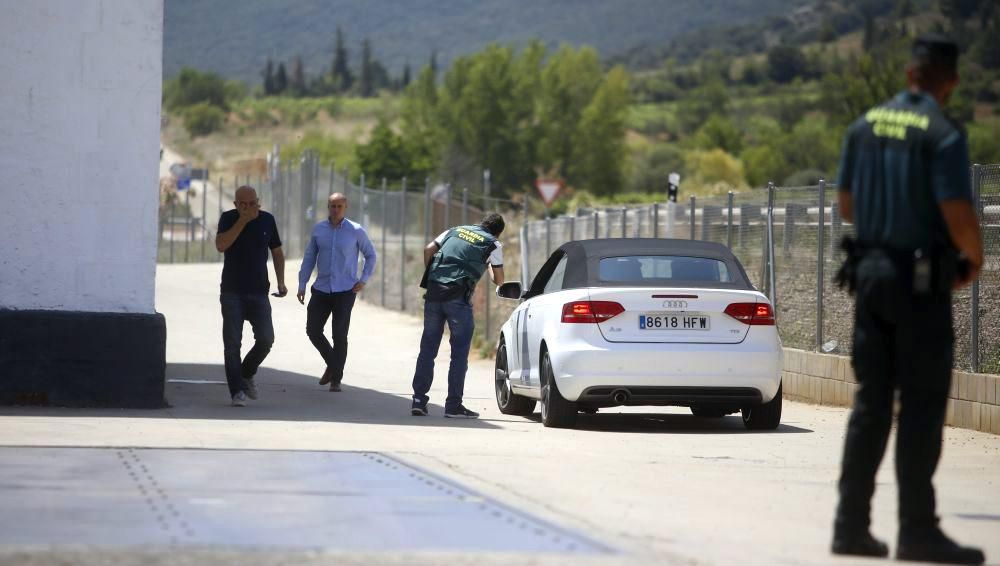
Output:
top-left (533, 238), bottom-right (753, 292)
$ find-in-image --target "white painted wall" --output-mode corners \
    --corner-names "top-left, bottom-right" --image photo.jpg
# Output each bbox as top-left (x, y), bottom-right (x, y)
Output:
top-left (0, 1), bottom-right (163, 314)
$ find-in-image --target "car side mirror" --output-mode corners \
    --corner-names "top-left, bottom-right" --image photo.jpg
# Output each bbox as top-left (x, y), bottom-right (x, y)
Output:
top-left (496, 281), bottom-right (523, 300)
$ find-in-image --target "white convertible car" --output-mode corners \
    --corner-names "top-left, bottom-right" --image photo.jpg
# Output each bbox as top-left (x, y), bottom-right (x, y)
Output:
top-left (494, 238), bottom-right (783, 429)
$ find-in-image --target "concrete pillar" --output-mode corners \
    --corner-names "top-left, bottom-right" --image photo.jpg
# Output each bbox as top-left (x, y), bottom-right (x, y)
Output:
top-left (0, 1), bottom-right (166, 407)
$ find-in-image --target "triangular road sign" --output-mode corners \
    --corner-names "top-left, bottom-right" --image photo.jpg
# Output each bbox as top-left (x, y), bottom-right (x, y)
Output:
top-left (535, 179), bottom-right (563, 207)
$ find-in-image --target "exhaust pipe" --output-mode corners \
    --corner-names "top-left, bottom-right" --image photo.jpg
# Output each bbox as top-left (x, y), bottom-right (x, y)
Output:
top-left (611, 389), bottom-right (630, 405)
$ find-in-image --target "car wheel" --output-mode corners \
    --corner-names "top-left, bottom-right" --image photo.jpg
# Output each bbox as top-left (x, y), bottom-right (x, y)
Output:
top-left (540, 350), bottom-right (577, 428)
top-left (690, 406), bottom-right (729, 418)
top-left (494, 340), bottom-right (536, 416)
top-left (741, 382), bottom-right (782, 430)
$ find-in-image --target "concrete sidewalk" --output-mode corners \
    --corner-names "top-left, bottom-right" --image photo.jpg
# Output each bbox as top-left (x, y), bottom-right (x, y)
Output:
top-left (1, 261), bottom-right (998, 565)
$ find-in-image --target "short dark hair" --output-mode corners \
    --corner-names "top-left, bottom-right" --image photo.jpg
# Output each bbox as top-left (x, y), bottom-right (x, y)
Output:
top-left (908, 34), bottom-right (959, 90)
top-left (480, 213), bottom-right (505, 237)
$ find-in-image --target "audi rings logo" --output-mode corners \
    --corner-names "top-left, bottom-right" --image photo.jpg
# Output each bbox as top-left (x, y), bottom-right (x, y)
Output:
top-left (662, 300), bottom-right (688, 309)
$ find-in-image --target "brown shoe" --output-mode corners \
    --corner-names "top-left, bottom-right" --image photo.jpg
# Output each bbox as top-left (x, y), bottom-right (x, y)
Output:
top-left (319, 367), bottom-right (333, 386)
top-left (328, 381), bottom-right (342, 392)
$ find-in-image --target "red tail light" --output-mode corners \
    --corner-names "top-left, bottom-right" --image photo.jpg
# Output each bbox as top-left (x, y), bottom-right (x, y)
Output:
top-left (724, 302), bottom-right (775, 326)
top-left (561, 301), bottom-right (625, 323)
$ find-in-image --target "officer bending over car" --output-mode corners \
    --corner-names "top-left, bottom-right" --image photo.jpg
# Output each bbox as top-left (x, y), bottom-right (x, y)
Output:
top-left (410, 213), bottom-right (505, 419)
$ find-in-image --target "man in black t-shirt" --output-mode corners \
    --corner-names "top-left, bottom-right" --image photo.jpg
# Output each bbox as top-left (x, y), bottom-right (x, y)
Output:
top-left (215, 185), bottom-right (287, 407)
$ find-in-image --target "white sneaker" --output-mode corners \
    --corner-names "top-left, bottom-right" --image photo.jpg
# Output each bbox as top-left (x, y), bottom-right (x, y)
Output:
top-left (231, 391), bottom-right (248, 407)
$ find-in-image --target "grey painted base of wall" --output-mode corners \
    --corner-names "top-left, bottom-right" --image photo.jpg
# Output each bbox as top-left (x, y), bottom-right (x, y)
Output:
top-left (782, 348), bottom-right (1000, 435)
top-left (0, 309), bottom-right (166, 408)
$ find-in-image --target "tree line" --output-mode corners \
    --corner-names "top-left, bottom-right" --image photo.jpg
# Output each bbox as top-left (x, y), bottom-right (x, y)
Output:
top-left (261, 27), bottom-right (414, 98)
top-left (162, 0), bottom-right (999, 201)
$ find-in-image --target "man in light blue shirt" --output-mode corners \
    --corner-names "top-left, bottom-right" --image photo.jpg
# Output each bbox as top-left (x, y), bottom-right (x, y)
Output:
top-left (297, 193), bottom-right (376, 391)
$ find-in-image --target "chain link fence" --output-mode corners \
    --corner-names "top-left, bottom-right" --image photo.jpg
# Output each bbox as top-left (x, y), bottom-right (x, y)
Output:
top-left (520, 166), bottom-right (1000, 375)
top-left (156, 154), bottom-right (999, 373)
top-left (972, 164), bottom-right (1000, 374)
top-left (157, 150), bottom-right (525, 354)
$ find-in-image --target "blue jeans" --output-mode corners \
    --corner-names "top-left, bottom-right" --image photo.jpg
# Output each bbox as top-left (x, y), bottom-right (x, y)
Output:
top-left (220, 293), bottom-right (274, 396)
top-left (411, 298), bottom-right (474, 411)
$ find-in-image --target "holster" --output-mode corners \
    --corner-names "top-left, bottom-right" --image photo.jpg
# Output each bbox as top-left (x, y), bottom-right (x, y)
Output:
top-left (834, 236), bottom-right (861, 295)
top-left (835, 236), bottom-right (965, 296)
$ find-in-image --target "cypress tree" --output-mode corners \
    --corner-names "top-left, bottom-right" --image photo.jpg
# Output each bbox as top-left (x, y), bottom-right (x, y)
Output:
top-left (360, 38), bottom-right (374, 97)
top-left (262, 59), bottom-right (275, 95)
top-left (275, 62), bottom-right (288, 94)
top-left (332, 27), bottom-right (353, 91)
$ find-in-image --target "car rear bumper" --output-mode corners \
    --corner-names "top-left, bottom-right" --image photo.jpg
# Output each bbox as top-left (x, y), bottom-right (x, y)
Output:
top-left (548, 334), bottom-right (782, 405)
top-left (577, 385), bottom-right (763, 407)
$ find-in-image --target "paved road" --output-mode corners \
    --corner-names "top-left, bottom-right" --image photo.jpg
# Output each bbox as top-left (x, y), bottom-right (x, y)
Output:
top-left (1, 261), bottom-right (998, 565)
top-left (159, 145), bottom-right (223, 241)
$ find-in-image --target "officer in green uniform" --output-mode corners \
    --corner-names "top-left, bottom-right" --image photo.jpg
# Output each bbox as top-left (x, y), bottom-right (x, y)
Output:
top-left (831, 35), bottom-right (984, 564)
top-left (410, 213), bottom-right (506, 418)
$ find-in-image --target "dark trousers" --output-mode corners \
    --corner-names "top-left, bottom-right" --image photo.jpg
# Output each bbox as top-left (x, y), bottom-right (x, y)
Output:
top-left (411, 298), bottom-right (475, 411)
top-left (220, 293), bottom-right (275, 397)
top-left (835, 251), bottom-right (953, 537)
top-left (306, 288), bottom-right (357, 383)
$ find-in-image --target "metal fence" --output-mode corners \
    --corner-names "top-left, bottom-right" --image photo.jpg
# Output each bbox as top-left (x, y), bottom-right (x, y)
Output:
top-left (157, 150), bottom-right (526, 353)
top-left (157, 157), bottom-right (1000, 373)
top-left (520, 164), bottom-right (1000, 375)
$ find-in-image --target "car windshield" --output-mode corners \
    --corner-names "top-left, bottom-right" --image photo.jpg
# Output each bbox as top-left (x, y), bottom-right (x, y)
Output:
top-left (598, 255), bottom-right (732, 283)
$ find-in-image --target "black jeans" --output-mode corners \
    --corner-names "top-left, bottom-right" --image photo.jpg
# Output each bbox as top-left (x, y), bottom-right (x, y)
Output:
top-left (835, 251), bottom-right (953, 537)
top-left (306, 288), bottom-right (357, 383)
top-left (220, 293), bottom-right (275, 396)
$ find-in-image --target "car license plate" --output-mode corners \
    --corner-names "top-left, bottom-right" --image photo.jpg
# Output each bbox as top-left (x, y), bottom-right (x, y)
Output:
top-left (638, 313), bottom-right (710, 331)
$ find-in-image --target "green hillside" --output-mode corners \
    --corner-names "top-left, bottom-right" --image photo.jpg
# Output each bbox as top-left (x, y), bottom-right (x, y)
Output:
top-left (162, 0), bottom-right (1000, 206)
top-left (164, 0), bottom-right (805, 84)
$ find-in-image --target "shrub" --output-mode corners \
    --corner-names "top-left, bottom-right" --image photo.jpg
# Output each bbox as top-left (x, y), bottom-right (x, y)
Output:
top-left (182, 102), bottom-right (226, 137)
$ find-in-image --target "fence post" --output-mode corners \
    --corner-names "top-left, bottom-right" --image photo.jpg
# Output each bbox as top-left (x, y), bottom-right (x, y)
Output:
top-left (169, 197), bottom-right (176, 264)
top-left (401, 178), bottom-right (407, 312)
top-left (653, 203), bottom-right (660, 238)
top-left (217, 177), bottom-right (224, 261)
top-left (767, 183), bottom-right (777, 307)
top-left (460, 187), bottom-right (467, 225)
top-left (689, 196), bottom-right (696, 240)
top-left (726, 191), bottom-right (734, 249)
top-left (328, 163), bottom-right (335, 200)
top-left (184, 189), bottom-right (192, 262)
top-left (760, 185), bottom-right (771, 290)
top-left (971, 164), bottom-right (981, 373)
top-left (485, 278), bottom-right (492, 342)
top-left (569, 216), bottom-right (576, 242)
top-left (423, 177), bottom-right (431, 243)
top-left (380, 177), bottom-right (388, 307)
top-left (621, 207), bottom-right (627, 237)
top-left (286, 162), bottom-right (294, 257)
top-left (359, 174), bottom-right (367, 232)
top-left (259, 173), bottom-right (266, 209)
top-left (443, 184), bottom-right (451, 228)
top-left (483, 175), bottom-right (491, 344)
top-left (593, 211), bottom-right (599, 239)
top-left (831, 202), bottom-right (842, 256)
top-left (520, 223), bottom-right (530, 286)
top-left (201, 172), bottom-right (209, 260)
top-left (545, 216), bottom-right (551, 256)
top-left (816, 180), bottom-right (827, 351)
